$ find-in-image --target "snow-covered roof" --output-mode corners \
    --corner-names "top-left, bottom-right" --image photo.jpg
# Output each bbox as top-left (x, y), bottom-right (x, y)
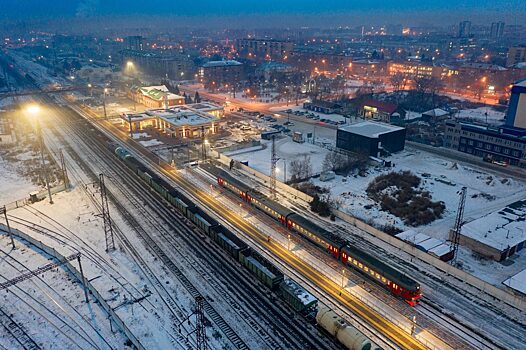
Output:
top-left (417, 237), bottom-right (443, 251)
top-left (428, 243), bottom-right (453, 257)
top-left (137, 85), bottom-right (185, 102)
top-left (339, 121), bottom-right (404, 138)
top-left (422, 108), bottom-right (449, 117)
top-left (122, 107), bottom-right (220, 128)
top-left (281, 278), bottom-right (317, 307)
top-left (461, 199), bottom-right (526, 251)
top-left (503, 268), bottom-right (526, 295)
top-left (202, 60), bottom-right (242, 68)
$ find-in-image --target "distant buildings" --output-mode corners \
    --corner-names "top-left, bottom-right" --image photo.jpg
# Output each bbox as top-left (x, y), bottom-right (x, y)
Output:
top-left (121, 49), bottom-right (195, 80)
top-left (235, 38), bottom-right (294, 61)
top-left (199, 60), bottom-right (243, 89)
top-left (349, 60), bottom-right (386, 77)
top-left (507, 46), bottom-right (526, 67)
top-left (458, 21), bottom-right (472, 38)
top-left (128, 85), bottom-right (185, 109)
top-left (336, 121), bottom-right (406, 157)
top-left (303, 100), bottom-right (342, 114)
top-left (490, 22), bottom-right (505, 39)
top-left (124, 36), bottom-right (144, 51)
top-left (359, 99), bottom-right (399, 123)
top-left (0, 112), bottom-right (15, 145)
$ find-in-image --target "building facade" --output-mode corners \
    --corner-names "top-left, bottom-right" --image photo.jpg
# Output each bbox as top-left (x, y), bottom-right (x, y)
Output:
top-left (199, 60), bottom-right (243, 89)
top-left (507, 47), bottom-right (526, 67)
top-left (505, 78), bottom-right (526, 129)
top-left (336, 121), bottom-right (406, 157)
top-left (444, 121), bottom-right (526, 167)
top-left (236, 39), bottom-right (294, 61)
top-left (129, 85), bottom-right (185, 108)
top-left (121, 49), bottom-right (195, 80)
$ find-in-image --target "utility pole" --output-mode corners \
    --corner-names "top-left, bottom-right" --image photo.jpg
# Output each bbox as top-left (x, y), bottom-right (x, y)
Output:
top-left (99, 174), bottom-right (115, 252)
top-left (200, 126), bottom-right (207, 162)
top-left (270, 135), bottom-right (278, 199)
top-left (59, 149), bottom-right (69, 189)
top-left (195, 296), bottom-right (207, 350)
top-left (451, 186), bottom-right (467, 263)
top-left (103, 88), bottom-right (108, 119)
top-left (36, 119), bottom-right (53, 204)
top-left (1, 206), bottom-right (15, 249)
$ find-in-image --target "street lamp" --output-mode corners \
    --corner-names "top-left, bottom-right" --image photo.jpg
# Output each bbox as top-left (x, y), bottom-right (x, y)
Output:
top-left (340, 269), bottom-right (345, 295)
top-left (87, 83), bottom-right (93, 97)
top-left (103, 88), bottom-right (108, 119)
top-left (27, 104), bottom-right (53, 204)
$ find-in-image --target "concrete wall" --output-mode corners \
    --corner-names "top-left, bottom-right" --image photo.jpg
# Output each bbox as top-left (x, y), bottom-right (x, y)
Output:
top-left (0, 224), bottom-right (145, 350)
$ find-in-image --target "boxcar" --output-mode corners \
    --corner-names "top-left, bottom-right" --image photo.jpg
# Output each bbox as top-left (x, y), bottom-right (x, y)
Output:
top-left (239, 248), bottom-right (284, 290)
top-left (209, 225), bottom-right (248, 260)
top-left (280, 278), bottom-right (318, 313)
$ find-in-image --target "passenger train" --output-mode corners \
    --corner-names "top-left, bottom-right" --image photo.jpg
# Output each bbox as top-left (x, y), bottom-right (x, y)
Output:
top-left (202, 164), bottom-right (422, 306)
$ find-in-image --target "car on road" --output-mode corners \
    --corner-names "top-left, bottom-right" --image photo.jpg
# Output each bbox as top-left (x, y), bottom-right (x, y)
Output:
top-left (285, 109), bottom-right (293, 113)
top-left (240, 125), bottom-right (251, 131)
top-left (283, 121), bottom-right (294, 126)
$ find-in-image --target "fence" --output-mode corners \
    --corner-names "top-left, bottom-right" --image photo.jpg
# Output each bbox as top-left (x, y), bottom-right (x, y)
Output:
top-left (0, 224), bottom-right (145, 350)
top-left (332, 209), bottom-right (526, 312)
top-left (3, 183), bottom-right (68, 212)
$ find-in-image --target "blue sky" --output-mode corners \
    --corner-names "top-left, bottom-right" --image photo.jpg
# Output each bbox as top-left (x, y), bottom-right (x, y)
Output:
top-left (2, 0), bottom-right (525, 19)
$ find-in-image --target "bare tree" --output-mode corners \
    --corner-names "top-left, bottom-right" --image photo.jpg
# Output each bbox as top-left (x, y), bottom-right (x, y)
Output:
top-left (390, 72), bottom-right (405, 91)
top-left (322, 151), bottom-right (347, 172)
top-left (289, 155), bottom-right (313, 182)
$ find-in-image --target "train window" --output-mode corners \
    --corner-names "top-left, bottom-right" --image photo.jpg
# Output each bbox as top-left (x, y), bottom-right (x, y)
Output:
top-left (381, 277), bottom-right (386, 283)
top-left (376, 273), bottom-right (380, 279)
top-left (358, 263), bottom-right (362, 268)
top-left (364, 266), bottom-right (368, 272)
top-left (353, 260), bottom-right (357, 265)
top-left (370, 270), bottom-right (375, 276)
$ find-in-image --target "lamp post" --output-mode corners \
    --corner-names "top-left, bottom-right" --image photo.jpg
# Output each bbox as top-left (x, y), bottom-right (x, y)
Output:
top-left (87, 83), bottom-right (93, 97)
top-left (28, 105), bottom-right (53, 204)
top-left (103, 88), bottom-right (108, 119)
top-left (340, 269), bottom-right (345, 295)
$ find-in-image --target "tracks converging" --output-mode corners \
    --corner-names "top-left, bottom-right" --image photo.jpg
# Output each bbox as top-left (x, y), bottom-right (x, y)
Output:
top-left (37, 99), bottom-right (339, 349)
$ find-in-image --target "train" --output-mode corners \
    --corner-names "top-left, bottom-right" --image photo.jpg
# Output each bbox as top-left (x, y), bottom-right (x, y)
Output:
top-left (201, 163), bottom-right (422, 306)
top-left (316, 304), bottom-right (383, 350)
top-left (108, 143), bottom-right (383, 349)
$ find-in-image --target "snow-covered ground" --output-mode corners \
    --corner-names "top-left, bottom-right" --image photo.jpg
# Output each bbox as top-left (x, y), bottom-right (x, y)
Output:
top-left (0, 152), bottom-right (38, 205)
top-left (455, 107), bottom-right (505, 125)
top-left (503, 268), bottom-right (526, 295)
top-left (230, 136), bottom-right (332, 181)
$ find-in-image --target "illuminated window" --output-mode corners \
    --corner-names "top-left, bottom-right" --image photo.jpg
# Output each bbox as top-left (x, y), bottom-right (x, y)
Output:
top-left (358, 263), bottom-right (363, 268)
top-left (381, 277), bottom-right (386, 283)
top-left (353, 260), bottom-right (357, 265)
top-left (364, 267), bottom-right (368, 272)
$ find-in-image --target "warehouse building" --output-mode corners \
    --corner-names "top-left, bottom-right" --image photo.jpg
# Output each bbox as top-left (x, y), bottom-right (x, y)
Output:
top-left (450, 199), bottom-right (526, 261)
top-left (336, 121), bottom-right (406, 157)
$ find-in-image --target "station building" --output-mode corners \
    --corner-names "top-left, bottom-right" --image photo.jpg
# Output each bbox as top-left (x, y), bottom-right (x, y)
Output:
top-left (336, 121), bottom-right (406, 157)
top-left (128, 85), bottom-right (185, 108)
top-left (121, 106), bottom-right (221, 139)
top-left (450, 199), bottom-right (526, 261)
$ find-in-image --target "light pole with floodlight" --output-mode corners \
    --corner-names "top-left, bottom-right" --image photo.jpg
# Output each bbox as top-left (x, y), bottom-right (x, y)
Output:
top-left (28, 105), bottom-right (53, 204)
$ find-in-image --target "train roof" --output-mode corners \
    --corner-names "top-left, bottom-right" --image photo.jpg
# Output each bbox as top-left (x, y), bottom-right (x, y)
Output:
top-left (287, 213), bottom-right (346, 248)
top-left (341, 245), bottom-right (419, 291)
top-left (258, 196), bottom-right (295, 217)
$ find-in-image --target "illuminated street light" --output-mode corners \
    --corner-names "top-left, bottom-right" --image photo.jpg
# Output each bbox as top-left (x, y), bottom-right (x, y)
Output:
top-left (103, 88), bottom-right (109, 119)
top-left (27, 104), bottom-right (53, 204)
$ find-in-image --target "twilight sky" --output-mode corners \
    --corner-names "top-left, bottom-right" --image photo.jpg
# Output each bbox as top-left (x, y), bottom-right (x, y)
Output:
top-left (1, 0), bottom-right (525, 28)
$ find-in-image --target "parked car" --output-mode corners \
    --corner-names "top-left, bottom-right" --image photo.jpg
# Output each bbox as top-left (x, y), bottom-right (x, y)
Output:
top-left (285, 109), bottom-right (293, 113)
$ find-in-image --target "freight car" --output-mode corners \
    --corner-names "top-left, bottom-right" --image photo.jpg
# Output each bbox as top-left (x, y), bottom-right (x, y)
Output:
top-left (239, 248), bottom-right (284, 290)
top-left (206, 163), bottom-right (422, 305)
top-left (280, 277), bottom-right (318, 313)
top-left (316, 304), bottom-right (383, 350)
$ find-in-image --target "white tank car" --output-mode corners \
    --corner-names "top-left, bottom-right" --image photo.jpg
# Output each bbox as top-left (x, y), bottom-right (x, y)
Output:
top-left (316, 304), bottom-right (383, 350)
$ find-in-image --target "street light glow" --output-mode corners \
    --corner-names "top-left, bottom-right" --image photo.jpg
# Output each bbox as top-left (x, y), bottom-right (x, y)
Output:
top-left (27, 104), bottom-right (40, 115)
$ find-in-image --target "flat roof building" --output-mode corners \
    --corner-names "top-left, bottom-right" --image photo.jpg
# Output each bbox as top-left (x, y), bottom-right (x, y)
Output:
top-left (121, 106), bottom-right (221, 139)
top-left (451, 199), bottom-right (526, 261)
top-left (336, 121), bottom-right (406, 157)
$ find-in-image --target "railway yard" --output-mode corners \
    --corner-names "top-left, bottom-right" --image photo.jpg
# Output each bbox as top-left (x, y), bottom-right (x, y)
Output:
top-left (1, 52), bottom-right (525, 350)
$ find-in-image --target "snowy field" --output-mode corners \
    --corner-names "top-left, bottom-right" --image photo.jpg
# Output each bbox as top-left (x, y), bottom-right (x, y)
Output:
top-left (456, 107), bottom-right (506, 125)
top-left (0, 152), bottom-right (38, 205)
top-left (229, 136), bottom-right (332, 181)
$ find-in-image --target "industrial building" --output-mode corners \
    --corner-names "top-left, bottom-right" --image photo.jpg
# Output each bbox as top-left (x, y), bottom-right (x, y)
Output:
top-left (120, 106), bottom-right (221, 139)
top-left (451, 199), bottom-right (526, 261)
top-left (336, 121), bottom-right (406, 157)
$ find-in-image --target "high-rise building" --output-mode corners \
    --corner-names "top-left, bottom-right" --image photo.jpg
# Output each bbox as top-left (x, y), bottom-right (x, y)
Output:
top-left (490, 22), bottom-right (505, 39)
top-left (506, 46), bottom-right (526, 67)
top-left (458, 21), bottom-right (472, 38)
top-left (506, 78), bottom-right (526, 130)
top-left (124, 36), bottom-right (143, 51)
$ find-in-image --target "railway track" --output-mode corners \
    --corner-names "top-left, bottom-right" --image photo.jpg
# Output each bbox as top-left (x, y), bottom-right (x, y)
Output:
top-left (42, 100), bottom-right (339, 349)
top-left (0, 307), bottom-right (41, 350)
